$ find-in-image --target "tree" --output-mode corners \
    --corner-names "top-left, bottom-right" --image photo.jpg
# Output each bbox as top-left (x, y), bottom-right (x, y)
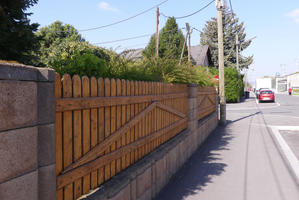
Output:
top-left (33, 21), bottom-right (110, 67)
top-left (200, 12), bottom-right (253, 69)
top-left (0, 0), bottom-right (39, 64)
top-left (143, 17), bottom-right (187, 59)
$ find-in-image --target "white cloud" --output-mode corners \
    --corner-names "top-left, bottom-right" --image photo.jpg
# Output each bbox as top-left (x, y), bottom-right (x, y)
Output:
top-left (98, 2), bottom-right (118, 12)
top-left (286, 8), bottom-right (299, 24)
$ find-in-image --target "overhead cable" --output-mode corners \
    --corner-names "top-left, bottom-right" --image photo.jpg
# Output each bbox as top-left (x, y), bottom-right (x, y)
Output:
top-left (93, 34), bottom-right (152, 45)
top-left (160, 0), bottom-right (215, 19)
top-left (93, 27), bottom-right (182, 45)
top-left (79, 0), bottom-right (169, 32)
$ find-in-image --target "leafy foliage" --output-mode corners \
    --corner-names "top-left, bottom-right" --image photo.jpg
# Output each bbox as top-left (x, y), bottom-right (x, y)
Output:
top-left (200, 12), bottom-right (253, 69)
top-left (143, 17), bottom-right (187, 59)
top-left (30, 21), bottom-right (214, 86)
top-left (32, 21), bottom-right (112, 74)
top-left (209, 66), bottom-right (244, 103)
top-left (0, 0), bottom-right (39, 64)
top-left (32, 21), bottom-right (110, 67)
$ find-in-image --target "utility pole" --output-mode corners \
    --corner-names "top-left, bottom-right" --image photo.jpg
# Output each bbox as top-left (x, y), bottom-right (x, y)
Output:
top-left (186, 23), bottom-right (191, 62)
top-left (155, 7), bottom-right (159, 58)
top-left (236, 34), bottom-right (239, 71)
top-left (179, 23), bottom-right (190, 65)
top-left (217, 0), bottom-right (226, 125)
top-left (179, 32), bottom-right (187, 65)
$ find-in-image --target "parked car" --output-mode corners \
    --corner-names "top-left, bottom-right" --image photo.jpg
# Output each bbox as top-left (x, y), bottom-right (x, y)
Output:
top-left (256, 88), bottom-right (270, 97)
top-left (258, 90), bottom-right (275, 103)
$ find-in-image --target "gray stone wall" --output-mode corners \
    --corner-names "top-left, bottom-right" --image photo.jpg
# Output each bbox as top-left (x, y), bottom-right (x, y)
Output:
top-left (0, 63), bottom-right (56, 200)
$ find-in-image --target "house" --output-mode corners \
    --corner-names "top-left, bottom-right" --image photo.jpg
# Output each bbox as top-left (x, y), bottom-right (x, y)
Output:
top-left (120, 45), bottom-right (213, 67)
top-left (287, 72), bottom-right (299, 89)
top-left (190, 45), bottom-right (213, 66)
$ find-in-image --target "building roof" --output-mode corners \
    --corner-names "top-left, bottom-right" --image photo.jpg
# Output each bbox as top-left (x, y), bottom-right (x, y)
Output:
top-left (119, 45), bottom-right (212, 66)
top-left (190, 45), bottom-right (212, 66)
top-left (120, 48), bottom-right (143, 60)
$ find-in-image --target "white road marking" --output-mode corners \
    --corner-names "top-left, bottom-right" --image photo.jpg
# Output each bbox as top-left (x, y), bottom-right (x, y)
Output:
top-left (270, 126), bottom-right (299, 181)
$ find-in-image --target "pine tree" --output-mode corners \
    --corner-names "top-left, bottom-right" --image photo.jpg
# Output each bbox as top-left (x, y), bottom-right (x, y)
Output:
top-left (0, 0), bottom-right (39, 64)
top-left (200, 12), bottom-right (253, 69)
top-left (143, 17), bottom-right (187, 59)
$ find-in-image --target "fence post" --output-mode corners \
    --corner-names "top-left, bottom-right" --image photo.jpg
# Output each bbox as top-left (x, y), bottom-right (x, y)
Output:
top-left (187, 83), bottom-right (199, 155)
top-left (0, 63), bottom-right (56, 200)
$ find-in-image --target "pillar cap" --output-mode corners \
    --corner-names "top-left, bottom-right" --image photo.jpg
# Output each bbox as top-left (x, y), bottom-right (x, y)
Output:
top-left (187, 83), bottom-right (198, 87)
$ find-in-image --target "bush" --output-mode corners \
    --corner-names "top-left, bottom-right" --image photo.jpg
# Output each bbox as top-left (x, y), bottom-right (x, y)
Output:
top-left (208, 66), bottom-right (244, 103)
top-left (52, 52), bottom-right (107, 78)
top-left (225, 67), bottom-right (244, 103)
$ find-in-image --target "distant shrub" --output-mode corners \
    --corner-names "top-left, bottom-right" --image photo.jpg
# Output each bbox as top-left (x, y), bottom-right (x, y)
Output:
top-left (208, 66), bottom-right (244, 103)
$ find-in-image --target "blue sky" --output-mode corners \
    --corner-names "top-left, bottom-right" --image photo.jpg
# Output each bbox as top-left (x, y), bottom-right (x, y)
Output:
top-left (28, 0), bottom-right (299, 83)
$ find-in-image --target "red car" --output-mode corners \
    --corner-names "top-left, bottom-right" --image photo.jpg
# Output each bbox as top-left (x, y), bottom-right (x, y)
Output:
top-left (258, 90), bottom-right (275, 103)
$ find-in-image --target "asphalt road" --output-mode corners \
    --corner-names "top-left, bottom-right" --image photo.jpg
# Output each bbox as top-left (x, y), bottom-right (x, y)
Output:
top-left (155, 93), bottom-right (299, 200)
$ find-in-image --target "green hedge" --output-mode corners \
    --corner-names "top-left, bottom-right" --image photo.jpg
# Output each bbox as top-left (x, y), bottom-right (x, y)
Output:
top-left (209, 66), bottom-right (244, 103)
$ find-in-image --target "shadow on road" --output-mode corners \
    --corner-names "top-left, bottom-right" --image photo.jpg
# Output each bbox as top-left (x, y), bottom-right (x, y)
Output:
top-left (155, 125), bottom-right (234, 200)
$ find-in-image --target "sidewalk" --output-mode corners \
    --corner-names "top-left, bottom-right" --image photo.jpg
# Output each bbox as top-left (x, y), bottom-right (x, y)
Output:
top-left (155, 98), bottom-right (299, 200)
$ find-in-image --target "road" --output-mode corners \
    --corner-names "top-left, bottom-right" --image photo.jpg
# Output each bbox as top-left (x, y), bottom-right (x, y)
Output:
top-left (155, 93), bottom-right (299, 200)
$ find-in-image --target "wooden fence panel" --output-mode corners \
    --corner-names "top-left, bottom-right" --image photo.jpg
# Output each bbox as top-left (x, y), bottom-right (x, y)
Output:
top-left (55, 74), bottom-right (217, 200)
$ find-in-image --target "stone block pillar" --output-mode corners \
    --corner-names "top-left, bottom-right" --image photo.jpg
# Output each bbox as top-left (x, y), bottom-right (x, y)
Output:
top-left (0, 63), bottom-right (56, 200)
top-left (187, 83), bottom-right (199, 156)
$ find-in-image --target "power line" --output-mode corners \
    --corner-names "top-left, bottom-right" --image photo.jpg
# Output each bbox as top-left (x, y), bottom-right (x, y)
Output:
top-left (118, 43), bottom-right (149, 50)
top-left (92, 27), bottom-right (183, 45)
top-left (160, 0), bottom-right (215, 19)
top-left (93, 34), bottom-right (152, 45)
top-left (78, 0), bottom-right (169, 32)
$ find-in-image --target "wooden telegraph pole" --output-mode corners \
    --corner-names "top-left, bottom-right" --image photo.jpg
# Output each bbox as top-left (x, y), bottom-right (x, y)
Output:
top-left (186, 23), bottom-right (191, 62)
top-left (217, 0), bottom-right (226, 125)
top-left (155, 7), bottom-right (159, 58)
top-left (179, 23), bottom-right (189, 65)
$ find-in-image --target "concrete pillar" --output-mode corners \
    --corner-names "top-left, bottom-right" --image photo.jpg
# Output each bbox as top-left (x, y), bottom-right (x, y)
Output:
top-left (0, 63), bottom-right (56, 200)
top-left (187, 84), bottom-right (199, 154)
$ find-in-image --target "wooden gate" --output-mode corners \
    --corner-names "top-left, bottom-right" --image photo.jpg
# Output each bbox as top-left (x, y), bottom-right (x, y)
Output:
top-left (55, 74), bottom-right (189, 200)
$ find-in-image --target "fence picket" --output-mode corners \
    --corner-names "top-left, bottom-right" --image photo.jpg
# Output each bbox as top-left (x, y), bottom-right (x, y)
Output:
top-left (121, 80), bottom-right (127, 170)
top-left (73, 75), bottom-right (82, 198)
top-left (110, 79), bottom-right (116, 177)
top-left (116, 79), bottom-right (122, 173)
top-left (62, 74), bottom-right (73, 200)
top-left (126, 80), bottom-right (131, 167)
top-left (55, 74), bottom-right (63, 200)
top-left (104, 78), bottom-right (111, 181)
top-left (97, 78), bottom-right (105, 185)
top-left (82, 76), bottom-right (91, 194)
top-left (90, 77), bottom-right (98, 189)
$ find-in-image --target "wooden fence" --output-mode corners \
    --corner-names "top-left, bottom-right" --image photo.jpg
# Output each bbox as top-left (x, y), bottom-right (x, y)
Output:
top-left (55, 74), bottom-right (209, 200)
top-left (197, 87), bottom-right (217, 120)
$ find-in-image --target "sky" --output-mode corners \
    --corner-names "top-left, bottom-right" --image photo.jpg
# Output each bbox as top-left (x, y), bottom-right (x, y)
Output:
top-left (28, 0), bottom-right (299, 83)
